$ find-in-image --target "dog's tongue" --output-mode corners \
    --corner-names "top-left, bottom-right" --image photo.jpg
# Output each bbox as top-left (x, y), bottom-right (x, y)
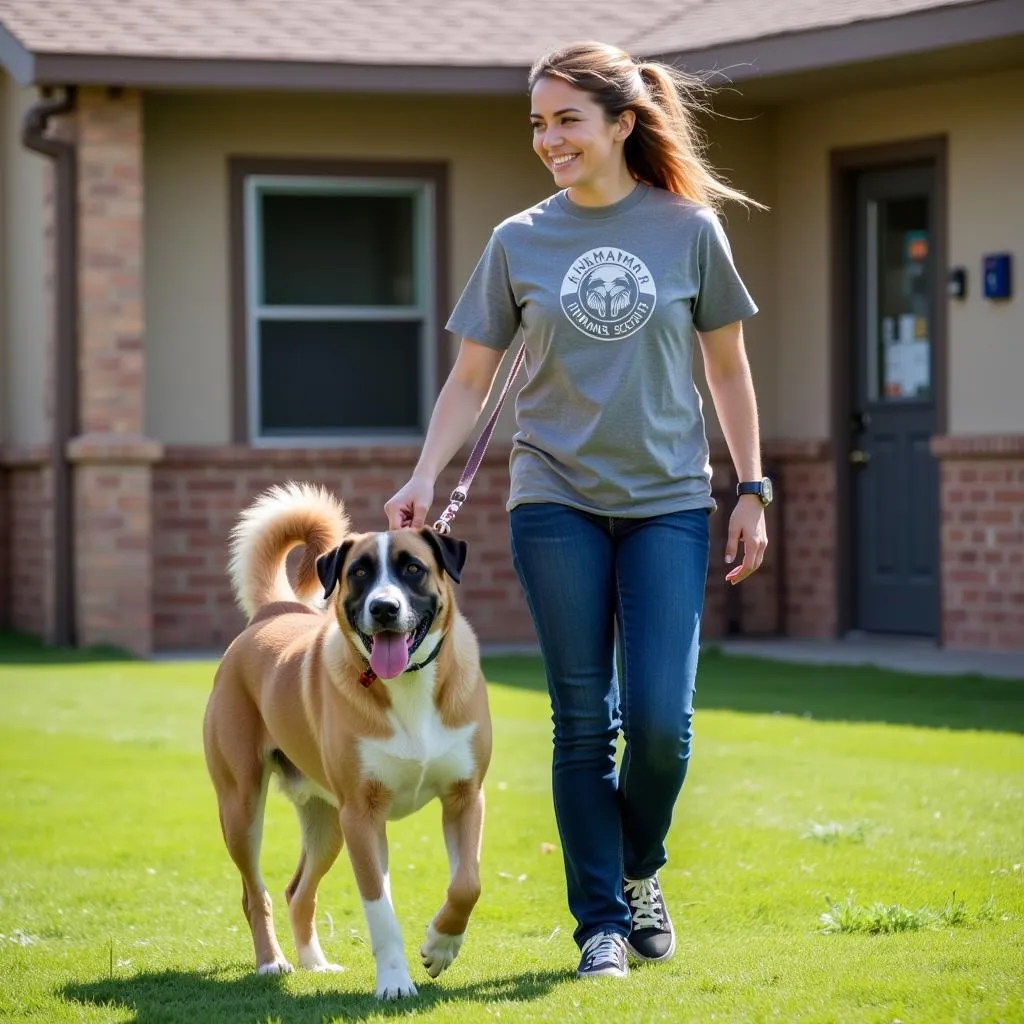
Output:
top-left (369, 632), bottom-right (410, 680)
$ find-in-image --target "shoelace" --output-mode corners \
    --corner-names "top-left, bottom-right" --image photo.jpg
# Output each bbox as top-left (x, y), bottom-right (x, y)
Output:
top-left (624, 877), bottom-right (664, 929)
top-left (580, 931), bottom-right (622, 967)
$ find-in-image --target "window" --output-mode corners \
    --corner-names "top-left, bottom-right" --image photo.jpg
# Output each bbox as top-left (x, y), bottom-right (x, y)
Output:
top-left (242, 172), bottom-right (438, 443)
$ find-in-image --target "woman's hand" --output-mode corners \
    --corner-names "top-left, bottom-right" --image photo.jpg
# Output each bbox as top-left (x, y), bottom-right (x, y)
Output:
top-left (725, 494), bottom-right (767, 584)
top-left (384, 475), bottom-right (435, 530)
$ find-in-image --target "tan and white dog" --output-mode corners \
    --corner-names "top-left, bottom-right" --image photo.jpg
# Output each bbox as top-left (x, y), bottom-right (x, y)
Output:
top-left (202, 482), bottom-right (491, 999)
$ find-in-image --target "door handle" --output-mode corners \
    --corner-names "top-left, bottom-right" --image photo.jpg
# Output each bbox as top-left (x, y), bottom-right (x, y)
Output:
top-left (850, 449), bottom-right (871, 466)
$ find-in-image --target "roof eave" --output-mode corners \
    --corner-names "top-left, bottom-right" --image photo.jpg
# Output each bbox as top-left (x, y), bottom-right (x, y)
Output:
top-left (1, 0), bottom-right (1020, 93)
top-left (0, 20), bottom-right (35, 84)
top-left (26, 52), bottom-right (533, 93)
top-left (650, 0), bottom-right (1024, 82)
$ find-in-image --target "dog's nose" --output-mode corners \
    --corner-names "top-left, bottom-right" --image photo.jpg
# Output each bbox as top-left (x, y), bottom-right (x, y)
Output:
top-left (368, 597), bottom-right (401, 624)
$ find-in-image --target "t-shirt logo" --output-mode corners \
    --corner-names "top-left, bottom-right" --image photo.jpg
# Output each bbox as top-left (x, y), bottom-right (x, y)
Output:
top-left (560, 247), bottom-right (657, 339)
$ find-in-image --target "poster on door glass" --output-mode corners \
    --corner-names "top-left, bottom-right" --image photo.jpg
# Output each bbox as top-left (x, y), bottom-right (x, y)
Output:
top-left (881, 314), bottom-right (930, 398)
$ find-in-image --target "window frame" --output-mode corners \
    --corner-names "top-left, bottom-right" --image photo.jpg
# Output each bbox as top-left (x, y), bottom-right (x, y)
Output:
top-left (229, 158), bottom-right (449, 447)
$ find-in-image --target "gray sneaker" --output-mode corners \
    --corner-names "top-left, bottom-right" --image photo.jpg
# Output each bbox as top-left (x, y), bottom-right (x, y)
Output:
top-left (576, 930), bottom-right (629, 978)
top-left (623, 875), bottom-right (676, 962)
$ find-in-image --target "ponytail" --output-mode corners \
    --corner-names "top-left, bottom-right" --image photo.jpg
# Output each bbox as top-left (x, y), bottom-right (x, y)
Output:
top-left (529, 42), bottom-right (766, 213)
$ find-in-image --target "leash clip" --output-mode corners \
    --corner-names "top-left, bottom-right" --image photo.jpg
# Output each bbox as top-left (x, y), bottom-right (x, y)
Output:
top-left (427, 344), bottom-right (525, 537)
top-left (432, 487), bottom-right (467, 535)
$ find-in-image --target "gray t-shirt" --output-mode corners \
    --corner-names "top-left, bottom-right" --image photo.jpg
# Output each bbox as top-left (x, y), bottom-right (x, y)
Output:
top-left (446, 183), bottom-right (757, 516)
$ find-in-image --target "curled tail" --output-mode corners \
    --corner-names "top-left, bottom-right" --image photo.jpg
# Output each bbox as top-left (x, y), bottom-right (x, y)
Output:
top-left (228, 482), bottom-right (350, 619)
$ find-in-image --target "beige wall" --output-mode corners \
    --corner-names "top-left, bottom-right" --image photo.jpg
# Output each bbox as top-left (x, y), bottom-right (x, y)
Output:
top-left (0, 73), bottom-right (48, 446)
top-left (143, 90), bottom-right (776, 446)
top-left (144, 91), bottom-right (553, 444)
top-left (774, 67), bottom-right (1024, 439)
top-left (697, 109), bottom-right (777, 441)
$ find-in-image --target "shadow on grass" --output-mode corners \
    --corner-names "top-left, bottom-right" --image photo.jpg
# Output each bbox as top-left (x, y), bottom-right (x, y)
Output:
top-left (482, 649), bottom-right (1024, 735)
top-left (63, 965), bottom-right (566, 1023)
top-left (0, 630), bottom-right (136, 664)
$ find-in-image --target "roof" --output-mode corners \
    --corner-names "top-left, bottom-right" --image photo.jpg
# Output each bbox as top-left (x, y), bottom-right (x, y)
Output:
top-left (0, 0), bottom-right (1019, 92)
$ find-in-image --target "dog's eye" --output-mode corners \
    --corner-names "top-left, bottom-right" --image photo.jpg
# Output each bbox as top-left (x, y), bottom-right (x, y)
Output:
top-left (351, 566), bottom-right (368, 579)
top-left (404, 563), bottom-right (424, 576)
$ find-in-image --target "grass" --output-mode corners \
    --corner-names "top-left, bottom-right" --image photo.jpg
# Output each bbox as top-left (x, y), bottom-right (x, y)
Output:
top-left (0, 629), bottom-right (1022, 1023)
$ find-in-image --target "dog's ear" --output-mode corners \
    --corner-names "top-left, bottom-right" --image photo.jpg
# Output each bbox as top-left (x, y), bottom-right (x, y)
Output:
top-left (419, 528), bottom-right (468, 584)
top-left (316, 540), bottom-right (353, 599)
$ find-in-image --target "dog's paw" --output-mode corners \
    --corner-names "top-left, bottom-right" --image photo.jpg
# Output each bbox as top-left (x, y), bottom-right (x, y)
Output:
top-left (376, 965), bottom-right (417, 1000)
top-left (420, 920), bottom-right (464, 979)
top-left (257, 958), bottom-right (294, 975)
top-left (309, 961), bottom-right (345, 973)
top-left (298, 944), bottom-right (344, 972)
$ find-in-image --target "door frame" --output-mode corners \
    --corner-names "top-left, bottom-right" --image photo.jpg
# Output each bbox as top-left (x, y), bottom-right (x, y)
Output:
top-left (829, 136), bottom-right (948, 639)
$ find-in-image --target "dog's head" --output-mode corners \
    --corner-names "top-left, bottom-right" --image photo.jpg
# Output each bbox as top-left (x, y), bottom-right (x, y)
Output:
top-left (315, 528), bottom-right (468, 681)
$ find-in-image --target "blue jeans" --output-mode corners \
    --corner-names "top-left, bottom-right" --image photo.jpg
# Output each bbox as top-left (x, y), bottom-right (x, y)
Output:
top-left (509, 502), bottom-right (710, 947)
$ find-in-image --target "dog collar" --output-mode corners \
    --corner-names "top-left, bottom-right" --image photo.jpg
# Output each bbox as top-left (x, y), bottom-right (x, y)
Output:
top-left (358, 634), bottom-right (446, 688)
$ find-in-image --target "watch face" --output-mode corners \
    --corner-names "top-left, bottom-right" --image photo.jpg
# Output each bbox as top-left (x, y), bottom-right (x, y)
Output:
top-left (761, 477), bottom-right (774, 504)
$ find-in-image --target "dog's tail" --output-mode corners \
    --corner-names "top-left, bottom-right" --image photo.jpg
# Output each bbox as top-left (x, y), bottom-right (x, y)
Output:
top-left (228, 482), bottom-right (350, 619)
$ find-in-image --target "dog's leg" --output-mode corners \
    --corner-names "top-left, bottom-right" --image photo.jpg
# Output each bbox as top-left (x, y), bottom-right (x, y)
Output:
top-left (421, 781), bottom-right (484, 978)
top-left (216, 765), bottom-right (293, 974)
top-left (340, 804), bottom-right (416, 1000)
top-left (286, 797), bottom-right (344, 971)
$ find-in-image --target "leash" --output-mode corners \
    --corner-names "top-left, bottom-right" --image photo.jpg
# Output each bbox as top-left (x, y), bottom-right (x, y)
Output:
top-left (433, 343), bottom-right (526, 535)
top-left (360, 348), bottom-right (523, 686)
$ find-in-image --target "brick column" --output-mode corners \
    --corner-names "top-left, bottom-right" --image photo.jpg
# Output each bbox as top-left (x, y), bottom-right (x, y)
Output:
top-left (776, 442), bottom-right (837, 639)
top-left (932, 435), bottom-right (1024, 651)
top-left (68, 434), bottom-right (162, 654)
top-left (0, 446), bottom-right (53, 639)
top-left (71, 87), bottom-right (161, 655)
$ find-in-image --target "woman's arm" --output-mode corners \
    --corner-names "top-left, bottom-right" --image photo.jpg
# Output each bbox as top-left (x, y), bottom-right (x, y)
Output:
top-left (385, 338), bottom-right (506, 529)
top-left (698, 320), bottom-right (767, 584)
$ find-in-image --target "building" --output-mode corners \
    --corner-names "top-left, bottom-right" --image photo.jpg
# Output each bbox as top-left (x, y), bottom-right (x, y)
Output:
top-left (1, 0), bottom-right (1022, 656)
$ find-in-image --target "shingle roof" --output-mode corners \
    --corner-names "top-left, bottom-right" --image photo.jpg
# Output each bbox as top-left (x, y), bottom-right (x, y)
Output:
top-left (0, 0), bottom-right (987, 65)
top-left (0, 0), bottom-right (1014, 91)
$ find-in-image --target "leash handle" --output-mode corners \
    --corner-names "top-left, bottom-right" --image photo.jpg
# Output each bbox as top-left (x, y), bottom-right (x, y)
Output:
top-left (433, 343), bottom-right (526, 535)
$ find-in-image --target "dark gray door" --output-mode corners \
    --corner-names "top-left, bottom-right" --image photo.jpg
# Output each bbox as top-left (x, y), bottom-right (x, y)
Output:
top-left (850, 165), bottom-right (939, 636)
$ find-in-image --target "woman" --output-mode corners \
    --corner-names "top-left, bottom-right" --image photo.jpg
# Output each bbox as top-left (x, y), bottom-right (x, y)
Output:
top-left (384, 40), bottom-right (770, 979)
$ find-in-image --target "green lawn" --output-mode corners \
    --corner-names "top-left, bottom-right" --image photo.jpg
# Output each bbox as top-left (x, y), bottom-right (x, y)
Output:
top-left (1, 631), bottom-right (1022, 1023)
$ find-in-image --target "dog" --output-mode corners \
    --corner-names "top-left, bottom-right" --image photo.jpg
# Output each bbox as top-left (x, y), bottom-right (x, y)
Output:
top-left (202, 482), bottom-right (491, 999)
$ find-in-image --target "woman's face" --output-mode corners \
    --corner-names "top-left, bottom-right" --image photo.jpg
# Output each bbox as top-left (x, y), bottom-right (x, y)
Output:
top-left (530, 76), bottom-right (632, 198)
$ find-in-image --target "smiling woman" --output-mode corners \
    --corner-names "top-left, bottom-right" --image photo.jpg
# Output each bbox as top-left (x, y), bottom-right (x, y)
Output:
top-left (385, 39), bottom-right (770, 981)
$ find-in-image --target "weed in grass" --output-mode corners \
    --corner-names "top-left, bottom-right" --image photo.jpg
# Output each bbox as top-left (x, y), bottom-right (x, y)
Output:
top-left (801, 820), bottom-right (872, 844)
top-left (820, 892), bottom-right (996, 934)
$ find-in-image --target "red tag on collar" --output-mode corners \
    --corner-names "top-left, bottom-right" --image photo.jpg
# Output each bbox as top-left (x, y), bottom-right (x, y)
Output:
top-left (359, 667), bottom-right (377, 688)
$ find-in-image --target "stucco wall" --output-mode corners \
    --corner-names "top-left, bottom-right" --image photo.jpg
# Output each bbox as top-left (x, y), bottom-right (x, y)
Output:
top-left (143, 91), bottom-right (554, 445)
top-left (696, 108), bottom-right (777, 442)
top-left (774, 67), bottom-right (1024, 440)
top-left (0, 72), bottom-right (48, 447)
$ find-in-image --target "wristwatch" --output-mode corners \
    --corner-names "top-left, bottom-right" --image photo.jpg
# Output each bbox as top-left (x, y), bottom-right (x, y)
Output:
top-left (736, 477), bottom-right (773, 507)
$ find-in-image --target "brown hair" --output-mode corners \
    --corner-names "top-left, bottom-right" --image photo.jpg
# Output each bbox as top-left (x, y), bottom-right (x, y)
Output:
top-left (528, 41), bottom-right (764, 212)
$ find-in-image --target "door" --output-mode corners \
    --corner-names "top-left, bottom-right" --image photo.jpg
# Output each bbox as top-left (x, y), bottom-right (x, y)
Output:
top-left (850, 165), bottom-right (940, 636)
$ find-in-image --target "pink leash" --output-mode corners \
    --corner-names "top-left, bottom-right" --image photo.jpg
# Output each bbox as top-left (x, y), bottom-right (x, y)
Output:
top-left (433, 344), bottom-right (526, 535)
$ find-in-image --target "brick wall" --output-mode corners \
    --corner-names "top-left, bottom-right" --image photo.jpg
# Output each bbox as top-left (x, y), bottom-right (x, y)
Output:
top-left (775, 443), bottom-right (836, 639)
top-left (932, 435), bottom-right (1024, 651)
top-left (702, 451), bottom-right (784, 640)
top-left (151, 445), bottom-right (802, 654)
top-left (0, 452), bottom-right (51, 638)
top-left (152, 446), bottom-right (538, 652)
top-left (0, 466), bottom-right (7, 630)
top-left (3, 439), bottom-right (844, 654)
top-left (69, 436), bottom-right (162, 653)
top-left (78, 88), bottom-right (144, 436)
